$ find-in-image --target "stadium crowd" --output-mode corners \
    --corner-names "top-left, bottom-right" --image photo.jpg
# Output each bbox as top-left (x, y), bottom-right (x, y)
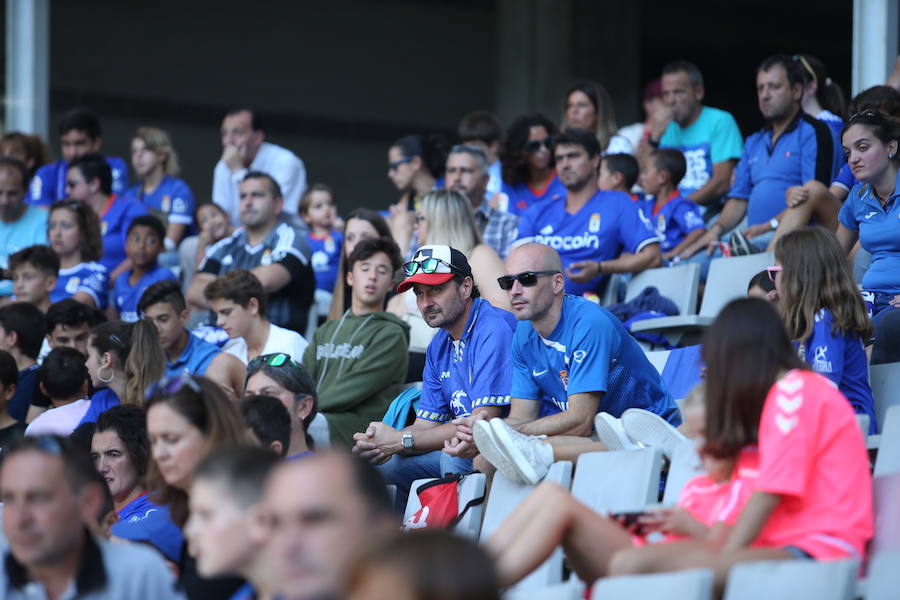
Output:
top-left (0, 51), bottom-right (895, 599)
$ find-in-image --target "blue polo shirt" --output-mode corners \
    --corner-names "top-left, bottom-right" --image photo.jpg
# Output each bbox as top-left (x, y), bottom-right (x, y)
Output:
top-left (515, 190), bottom-right (659, 296)
top-left (796, 308), bottom-right (875, 433)
top-left (510, 295), bottom-right (680, 424)
top-left (417, 298), bottom-right (516, 423)
top-left (99, 195), bottom-right (149, 272)
top-left (113, 265), bottom-right (177, 321)
top-left (838, 173), bottom-right (900, 295)
top-left (634, 192), bottom-right (705, 252)
top-left (51, 261), bottom-right (110, 309)
top-left (28, 156), bottom-right (129, 207)
top-left (166, 331), bottom-right (220, 377)
top-left (125, 175), bottom-right (195, 228)
top-left (79, 387), bottom-right (120, 426)
top-left (729, 112), bottom-right (842, 226)
top-left (308, 232), bottom-right (343, 293)
top-left (500, 174), bottom-right (567, 216)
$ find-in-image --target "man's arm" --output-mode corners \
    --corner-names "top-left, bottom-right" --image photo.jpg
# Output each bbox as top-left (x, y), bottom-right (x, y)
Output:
top-left (206, 352), bottom-right (246, 398)
top-left (566, 243), bottom-right (662, 283)
top-left (251, 263), bottom-right (291, 294)
top-left (678, 197), bottom-right (748, 258)
top-left (512, 392), bottom-right (601, 437)
top-left (664, 228), bottom-right (706, 260)
top-left (687, 160), bottom-right (737, 206)
top-left (187, 272), bottom-right (215, 311)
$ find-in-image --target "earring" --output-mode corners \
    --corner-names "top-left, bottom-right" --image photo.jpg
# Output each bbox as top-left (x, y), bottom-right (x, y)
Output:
top-left (97, 364), bottom-right (114, 384)
top-left (890, 153), bottom-right (896, 159)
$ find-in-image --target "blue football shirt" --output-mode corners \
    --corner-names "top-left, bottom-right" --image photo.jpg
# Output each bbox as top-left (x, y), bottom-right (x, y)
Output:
top-left (28, 156), bottom-right (129, 207)
top-left (99, 195), bottom-right (149, 273)
top-left (510, 295), bottom-right (680, 424)
top-left (634, 192), bottom-right (705, 252)
top-left (417, 298), bottom-right (517, 423)
top-left (831, 163), bottom-right (857, 192)
top-left (515, 190), bottom-right (659, 296)
top-left (166, 331), bottom-right (221, 377)
top-left (125, 175), bottom-right (195, 228)
top-left (51, 261), bottom-right (110, 309)
top-left (500, 174), bottom-right (567, 216)
top-left (113, 265), bottom-right (177, 322)
top-left (78, 388), bottom-right (120, 426)
top-left (308, 231), bottom-right (343, 293)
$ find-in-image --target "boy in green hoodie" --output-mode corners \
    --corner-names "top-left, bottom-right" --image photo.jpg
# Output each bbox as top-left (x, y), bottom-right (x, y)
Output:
top-left (302, 237), bottom-right (409, 447)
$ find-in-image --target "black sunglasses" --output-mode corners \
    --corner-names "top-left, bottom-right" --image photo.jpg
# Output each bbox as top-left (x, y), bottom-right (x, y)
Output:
top-left (497, 270), bottom-right (561, 291)
top-left (525, 138), bottom-right (552, 153)
top-left (848, 109), bottom-right (884, 123)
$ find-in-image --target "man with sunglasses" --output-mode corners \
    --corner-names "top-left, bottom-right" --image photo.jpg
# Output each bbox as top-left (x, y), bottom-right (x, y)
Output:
top-left (352, 244), bottom-right (516, 510)
top-left (470, 243), bottom-right (680, 485)
top-left (513, 128), bottom-right (662, 299)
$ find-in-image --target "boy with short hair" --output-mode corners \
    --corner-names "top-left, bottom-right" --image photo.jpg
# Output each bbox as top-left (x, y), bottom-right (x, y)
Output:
top-left (25, 347), bottom-right (90, 436)
top-left (239, 394), bottom-right (292, 457)
top-left (0, 302), bottom-right (51, 422)
top-left (637, 149), bottom-right (707, 261)
top-left (9, 245), bottom-right (59, 313)
top-left (45, 298), bottom-right (107, 356)
top-left (300, 184), bottom-right (343, 300)
top-left (138, 279), bottom-right (245, 397)
top-left (598, 153), bottom-right (641, 195)
top-left (0, 349), bottom-right (24, 448)
top-left (204, 269), bottom-right (308, 364)
top-left (112, 215), bottom-right (176, 322)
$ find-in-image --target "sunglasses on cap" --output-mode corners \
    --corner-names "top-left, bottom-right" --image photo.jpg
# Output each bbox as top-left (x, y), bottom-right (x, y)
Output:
top-left (248, 352), bottom-right (299, 370)
top-left (497, 270), bottom-right (561, 291)
top-left (402, 257), bottom-right (464, 278)
top-left (525, 138), bottom-right (552, 153)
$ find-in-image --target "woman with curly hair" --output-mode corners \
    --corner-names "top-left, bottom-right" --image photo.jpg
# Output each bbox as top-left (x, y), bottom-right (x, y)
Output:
top-left (499, 112), bottom-right (565, 216)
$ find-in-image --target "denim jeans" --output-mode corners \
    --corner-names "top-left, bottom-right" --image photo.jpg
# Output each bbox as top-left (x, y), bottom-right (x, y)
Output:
top-left (378, 450), bottom-right (473, 513)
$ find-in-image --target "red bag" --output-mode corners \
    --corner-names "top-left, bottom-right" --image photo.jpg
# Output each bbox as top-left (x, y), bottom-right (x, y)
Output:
top-left (402, 474), bottom-right (484, 531)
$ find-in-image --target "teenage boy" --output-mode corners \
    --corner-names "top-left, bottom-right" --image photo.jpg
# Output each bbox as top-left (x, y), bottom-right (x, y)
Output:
top-left (0, 303), bottom-right (50, 422)
top-left (637, 149), bottom-right (706, 261)
top-left (0, 349), bottom-right (25, 449)
top-left (205, 269), bottom-right (308, 364)
top-left (112, 215), bottom-right (176, 322)
top-left (303, 237), bottom-right (410, 448)
top-left (41, 298), bottom-right (107, 363)
top-left (25, 347), bottom-right (90, 436)
top-left (139, 279), bottom-right (245, 396)
top-left (9, 245), bottom-right (59, 312)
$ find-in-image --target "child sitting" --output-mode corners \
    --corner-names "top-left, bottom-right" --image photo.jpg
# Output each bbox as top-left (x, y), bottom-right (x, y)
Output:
top-left (598, 153), bottom-right (640, 197)
top-left (112, 215), bottom-right (176, 322)
top-left (0, 349), bottom-right (24, 449)
top-left (25, 347), bottom-right (90, 436)
top-left (301, 184), bottom-right (343, 306)
top-left (9, 245), bottom-right (59, 313)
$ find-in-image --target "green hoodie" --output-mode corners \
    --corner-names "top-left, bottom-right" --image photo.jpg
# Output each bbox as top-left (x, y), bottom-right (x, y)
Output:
top-left (303, 310), bottom-right (410, 447)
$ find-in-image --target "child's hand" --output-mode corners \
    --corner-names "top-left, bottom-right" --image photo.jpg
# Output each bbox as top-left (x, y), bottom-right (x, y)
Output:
top-left (639, 506), bottom-right (706, 538)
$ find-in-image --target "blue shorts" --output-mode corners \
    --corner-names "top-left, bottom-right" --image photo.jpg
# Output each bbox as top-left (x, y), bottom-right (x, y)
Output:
top-left (783, 546), bottom-right (814, 560)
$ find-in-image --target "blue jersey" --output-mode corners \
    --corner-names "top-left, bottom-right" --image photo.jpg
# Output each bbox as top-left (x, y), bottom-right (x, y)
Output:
top-left (166, 330), bottom-right (220, 377)
top-left (51, 261), bottom-right (110, 309)
top-left (510, 295), bottom-right (679, 423)
top-left (500, 174), bottom-right (567, 216)
top-left (308, 231), bottom-right (343, 293)
top-left (729, 112), bottom-right (842, 226)
top-left (831, 163), bottom-right (857, 192)
top-left (816, 109), bottom-right (845, 140)
top-left (634, 192), bottom-right (705, 252)
top-left (78, 388), bottom-right (120, 426)
top-left (113, 265), bottom-right (177, 322)
top-left (28, 156), bottom-right (129, 207)
top-left (660, 106), bottom-right (744, 203)
top-left (112, 494), bottom-right (184, 563)
top-left (838, 172), bottom-right (900, 295)
top-left (125, 175), bottom-right (195, 228)
top-left (515, 190), bottom-right (659, 296)
top-left (99, 195), bottom-right (148, 272)
top-left (417, 298), bottom-right (516, 423)
top-left (796, 309), bottom-right (876, 433)
top-left (0, 205), bottom-right (48, 296)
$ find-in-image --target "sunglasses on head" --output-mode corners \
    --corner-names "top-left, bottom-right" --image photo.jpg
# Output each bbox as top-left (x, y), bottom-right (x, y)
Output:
top-left (766, 265), bottom-right (783, 281)
top-left (402, 257), bottom-right (462, 278)
top-left (848, 108), bottom-right (884, 123)
top-left (248, 352), bottom-right (299, 370)
top-left (146, 373), bottom-right (201, 401)
top-left (388, 156), bottom-right (414, 172)
top-left (525, 138), bottom-right (552, 153)
top-left (497, 270), bottom-right (561, 291)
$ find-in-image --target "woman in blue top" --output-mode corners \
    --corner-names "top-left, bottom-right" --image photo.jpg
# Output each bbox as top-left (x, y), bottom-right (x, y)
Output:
top-left (772, 227), bottom-right (876, 432)
top-left (499, 113), bottom-right (565, 216)
top-left (48, 199), bottom-right (109, 310)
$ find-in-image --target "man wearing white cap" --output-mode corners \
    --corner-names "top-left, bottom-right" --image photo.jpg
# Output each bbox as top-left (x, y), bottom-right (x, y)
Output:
top-left (353, 244), bottom-right (516, 511)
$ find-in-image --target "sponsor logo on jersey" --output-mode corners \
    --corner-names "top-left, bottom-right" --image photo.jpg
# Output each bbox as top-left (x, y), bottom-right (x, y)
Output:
top-left (533, 232), bottom-right (600, 251)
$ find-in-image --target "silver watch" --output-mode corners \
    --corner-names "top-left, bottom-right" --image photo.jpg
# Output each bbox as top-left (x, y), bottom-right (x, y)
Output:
top-left (402, 432), bottom-right (415, 450)
top-left (769, 217), bottom-right (779, 230)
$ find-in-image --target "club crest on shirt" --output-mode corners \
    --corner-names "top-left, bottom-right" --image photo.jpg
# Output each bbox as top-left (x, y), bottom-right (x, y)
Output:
top-left (161, 195), bottom-right (171, 213)
top-left (101, 221), bottom-right (108, 236)
top-left (261, 249), bottom-right (272, 265)
top-left (657, 214), bottom-right (666, 232)
top-left (324, 236), bottom-right (336, 254)
top-left (559, 369), bottom-right (569, 390)
top-left (65, 277), bottom-right (80, 294)
top-left (588, 213), bottom-right (601, 233)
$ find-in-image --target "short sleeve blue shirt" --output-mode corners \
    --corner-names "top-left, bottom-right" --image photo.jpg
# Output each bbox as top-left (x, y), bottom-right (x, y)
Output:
top-left (51, 261), bottom-right (110, 309)
top-left (634, 192), bottom-right (705, 252)
top-left (416, 298), bottom-right (517, 423)
top-left (100, 195), bottom-right (149, 272)
top-left (838, 172), bottom-right (900, 295)
top-left (125, 175), bottom-right (196, 227)
top-left (729, 113), bottom-right (842, 226)
top-left (113, 265), bottom-right (177, 322)
top-left (795, 308), bottom-right (875, 433)
top-left (500, 174), bottom-right (567, 216)
top-left (515, 190), bottom-right (659, 296)
top-left (831, 162), bottom-right (857, 191)
top-left (308, 232), bottom-right (343, 293)
top-left (78, 388), bottom-right (120, 426)
top-left (166, 331), bottom-right (221, 377)
top-left (28, 156), bottom-right (129, 208)
top-left (510, 295), bottom-right (679, 424)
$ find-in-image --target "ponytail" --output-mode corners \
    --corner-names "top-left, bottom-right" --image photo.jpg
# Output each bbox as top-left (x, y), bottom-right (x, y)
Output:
top-left (124, 319), bottom-right (166, 406)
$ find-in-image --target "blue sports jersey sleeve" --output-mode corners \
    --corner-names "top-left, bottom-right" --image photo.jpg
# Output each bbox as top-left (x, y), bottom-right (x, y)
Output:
top-left (416, 339), bottom-right (450, 422)
top-left (509, 328), bottom-right (542, 400)
top-left (565, 312), bottom-right (617, 395)
top-left (81, 267), bottom-right (110, 310)
top-left (28, 163), bottom-right (57, 207)
top-left (467, 313), bottom-right (513, 410)
top-left (618, 199), bottom-right (659, 253)
top-left (169, 179), bottom-right (196, 226)
top-left (673, 201), bottom-right (705, 235)
top-left (108, 157), bottom-right (129, 195)
top-left (832, 163), bottom-right (857, 191)
top-left (838, 186), bottom-right (862, 230)
top-left (728, 140), bottom-right (754, 199)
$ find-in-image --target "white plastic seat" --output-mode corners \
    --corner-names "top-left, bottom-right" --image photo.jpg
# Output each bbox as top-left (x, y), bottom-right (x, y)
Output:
top-left (874, 405), bottom-right (900, 477)
top-left (503, 577), bottom-right (585, 600)
top-left (663, 440), bottom-right (705, 505)
top-left (870, 470), bottom-right (900, 558)
top-left (865, 551), bottom-right (900, 600)
top-left (591, 568), bottom-right (714, 600)
top-left (571, 448), bottom-right (664, 513)
top-left (403, 473), bottom-right (486, 540)
top-left (723, 559), bottom-right (857, 600)
top-left (869, 362), bottom-right (900, 433)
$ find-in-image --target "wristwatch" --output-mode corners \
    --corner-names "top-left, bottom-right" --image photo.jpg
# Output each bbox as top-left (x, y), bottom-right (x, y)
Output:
top-left (769, 218), bottom-right (780, 231)
top-left (401, 432), bottom-right (415, 451)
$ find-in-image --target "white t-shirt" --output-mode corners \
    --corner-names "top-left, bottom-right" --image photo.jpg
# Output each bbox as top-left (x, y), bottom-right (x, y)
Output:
top-left (223, 323), bottom-right (309, 364)
top-left (25, 399), bottom-right (90, 436)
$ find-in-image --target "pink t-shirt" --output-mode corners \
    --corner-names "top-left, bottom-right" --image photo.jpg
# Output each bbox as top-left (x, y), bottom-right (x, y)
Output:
top-left (753, 369), bottom-right (873, 560)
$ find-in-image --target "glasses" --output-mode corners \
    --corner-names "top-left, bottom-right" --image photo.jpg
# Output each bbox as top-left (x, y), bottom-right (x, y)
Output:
top-left (497, 270), bottom-right (561, 291)
top-left (402, 257), bottom-right (462, 278)
top-left (792, 54), bottom-right (816, 84)
top-left (248, 353), bottom-right (300, 370)
top-left (388, 156), bottom-right (414, 172)
top-left (146, 373), bottom-right (201, 400)
top-left (525, 138), bottom-right (552, 153)
top-left (766, 265), bottom-right (783, 281)
top-left (848, 109), bottom-right (883, 123)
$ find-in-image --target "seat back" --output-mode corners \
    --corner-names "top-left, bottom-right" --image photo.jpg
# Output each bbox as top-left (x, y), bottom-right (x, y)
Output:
top-left (663, 440), bottom-right (705, 505)
top-left (571, 448), bottom-right (663, 513)
top-left (625, 262), bottom-right (701, 316)
top-left (723, 559), bottom-right (857, 600)
top-left (869, 362), bottom-right (900, 433)
top-left (700, 253), bottom-right (774, 317)
top-left (866, 551), bottom-right (900, 600)
top-left (403, 473), bottom-right (486, 540)
top-left (870, 470), bottom-right (900, 558)
top-left (874, 405), bottom-right (900, 477)
top-left (591, 569), bottom-right (714, 600)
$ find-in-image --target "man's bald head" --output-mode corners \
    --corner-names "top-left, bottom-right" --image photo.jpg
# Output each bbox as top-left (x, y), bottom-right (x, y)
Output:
top-left (507, 242), bottom-right (564, 274)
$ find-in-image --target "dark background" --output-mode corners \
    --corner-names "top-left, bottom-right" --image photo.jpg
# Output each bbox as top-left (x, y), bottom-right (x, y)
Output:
top-left (1, 0), bottom-right (856, 213)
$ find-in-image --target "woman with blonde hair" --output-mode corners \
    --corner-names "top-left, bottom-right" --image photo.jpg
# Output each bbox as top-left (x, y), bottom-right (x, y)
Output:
top-left (127, 126), bottom-right (196, 249)
top-left (771, 226), bottom-right (876, 431)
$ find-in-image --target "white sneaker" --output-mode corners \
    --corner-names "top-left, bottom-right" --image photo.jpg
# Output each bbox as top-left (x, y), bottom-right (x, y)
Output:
top-left (620, 408), bottom-right (688, 460)
top-left (490, 418), bottom-right (554, 486)
top-left (473, 419), bottom-right (525, 483)
top-left (594, 412), bottom-right (642, 452)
